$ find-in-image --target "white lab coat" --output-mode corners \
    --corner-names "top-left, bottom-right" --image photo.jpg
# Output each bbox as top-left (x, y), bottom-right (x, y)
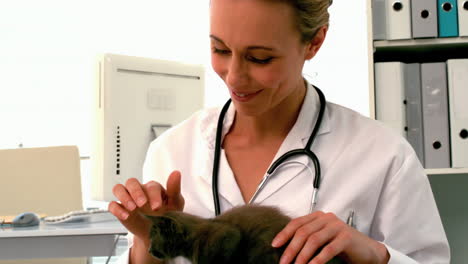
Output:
top-left (118, 83), bottom-right (450, 264)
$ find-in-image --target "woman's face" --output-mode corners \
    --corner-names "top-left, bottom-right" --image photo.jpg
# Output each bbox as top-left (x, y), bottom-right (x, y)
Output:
top-left (210, 0), bottom-right (321, 116)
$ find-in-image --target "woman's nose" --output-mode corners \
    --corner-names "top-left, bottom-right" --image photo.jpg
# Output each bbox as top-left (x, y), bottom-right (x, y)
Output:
top-left (226, 57), bottom-right (248, 88)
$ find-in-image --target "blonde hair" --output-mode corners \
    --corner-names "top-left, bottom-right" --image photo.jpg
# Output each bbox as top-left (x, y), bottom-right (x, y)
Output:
top-left (277, 0), bottom-right (332, 43)
top-left (210, 0), bottom-right (331, 42)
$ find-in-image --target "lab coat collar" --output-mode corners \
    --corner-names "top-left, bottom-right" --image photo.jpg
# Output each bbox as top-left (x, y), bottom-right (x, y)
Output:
top-left (295, 82), bottom-right (331, 143)
top-left (199, 81), bottom-right (331, 207)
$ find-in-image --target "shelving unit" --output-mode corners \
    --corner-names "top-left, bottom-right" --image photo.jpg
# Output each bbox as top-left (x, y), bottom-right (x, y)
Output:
top-left (366, 1), bottom-right (468, 176)
top-left (366, 2), bottom-right (468, 263)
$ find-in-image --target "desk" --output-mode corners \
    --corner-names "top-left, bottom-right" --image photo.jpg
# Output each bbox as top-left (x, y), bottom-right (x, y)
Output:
top-left (0, 220), bottom-right (128, 260)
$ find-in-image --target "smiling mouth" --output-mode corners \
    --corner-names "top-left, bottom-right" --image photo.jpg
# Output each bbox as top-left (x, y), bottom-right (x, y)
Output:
top-left (232, 90), bottom-right (261, 98)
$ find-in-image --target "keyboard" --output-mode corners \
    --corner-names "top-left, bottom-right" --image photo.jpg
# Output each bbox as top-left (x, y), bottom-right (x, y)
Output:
top-left (43, 209), bottom-right (115, 224)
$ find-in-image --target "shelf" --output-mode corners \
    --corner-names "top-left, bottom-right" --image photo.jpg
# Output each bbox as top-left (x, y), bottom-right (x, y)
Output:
top-left (373, 37), bottom-right (468, 63)
top-left (425, 168), bottom-right (468, 175)
top-left (374, 36), bottom-right (468, 49)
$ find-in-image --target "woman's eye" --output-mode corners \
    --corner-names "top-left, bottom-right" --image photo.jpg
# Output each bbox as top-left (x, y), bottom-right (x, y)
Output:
top-left (247, 56), bottom-right (274, 64)
top-left (212, 48), bottom-right (273, 64)
top-left (212, 48), bottom-right (231, 55)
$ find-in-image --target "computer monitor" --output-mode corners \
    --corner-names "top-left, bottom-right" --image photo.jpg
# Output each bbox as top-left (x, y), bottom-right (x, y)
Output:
top-left (91, 53), bottom-right (204, 201)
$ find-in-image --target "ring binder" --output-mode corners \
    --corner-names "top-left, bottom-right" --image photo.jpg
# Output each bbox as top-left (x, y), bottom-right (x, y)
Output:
top-left (458, 0), bottom-right (468, 36)
top-left (412, 0), bottom-right (439, 38)
top-left (438, 0), bottom-right (459, 37)
top-left (386, 0), bottom-right (412, 40)
top-left (420, 62), bottom-right (451, 169)
top-left (447, 59), bottom-right (468, 168)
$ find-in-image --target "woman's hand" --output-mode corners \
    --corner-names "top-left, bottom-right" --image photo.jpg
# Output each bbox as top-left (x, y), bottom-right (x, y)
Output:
top-left (271, 211), bottom-right (390, 264)
top-left (108, 170), bottom-right (185, 241)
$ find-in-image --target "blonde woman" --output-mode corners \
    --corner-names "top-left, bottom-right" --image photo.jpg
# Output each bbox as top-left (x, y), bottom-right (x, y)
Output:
top-left (110, 0), bottom-right (450, 263)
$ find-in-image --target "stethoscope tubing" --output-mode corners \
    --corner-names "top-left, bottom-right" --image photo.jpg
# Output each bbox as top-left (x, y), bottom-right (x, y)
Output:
top-left (212, 85), bottom-right (326, 216)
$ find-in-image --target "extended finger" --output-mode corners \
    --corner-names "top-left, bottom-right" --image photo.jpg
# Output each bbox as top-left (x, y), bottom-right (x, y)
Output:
top-left (272, 211), bottom-right (325, 248)
top-left (112, 183), bottom-right (137, 212)
top-left (143, 181), bottom-right (165, 211)
top-left (308, 232), bottom-right (349, 264)
top-left (294, 220), bottom-right (343, 264)
top-left (166, 171), bottom-right (181, 198)
top-left (278, 216), bottom-right (329, 264)
top-left (166, 171), bottom-right (184, 209)
top-left (125, 178), bottom-right (148, 207)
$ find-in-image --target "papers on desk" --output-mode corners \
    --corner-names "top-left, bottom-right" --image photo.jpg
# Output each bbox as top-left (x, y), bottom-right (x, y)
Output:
top-left (1, 210), bottom-right (117, 226)
top-left (43, 209), bottom-right (116, 225)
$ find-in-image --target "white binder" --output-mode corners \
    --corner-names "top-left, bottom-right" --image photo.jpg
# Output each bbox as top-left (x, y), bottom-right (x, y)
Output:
top-left (447, 59), bottom-right (468, 168)
top-left (459, 0), bottom-right (468, 36)
top-left (375, 62), bottom-right (407, 137)
top-left (385, 0), bottom-right (412, 40)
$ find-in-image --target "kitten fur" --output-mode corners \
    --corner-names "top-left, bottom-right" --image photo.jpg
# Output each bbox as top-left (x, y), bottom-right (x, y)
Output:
top-left (148, 205), bottom-right (345, 264)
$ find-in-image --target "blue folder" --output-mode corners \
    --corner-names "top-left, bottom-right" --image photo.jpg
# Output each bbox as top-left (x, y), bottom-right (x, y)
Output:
top-left (438, 0), bottom-right (459, 37)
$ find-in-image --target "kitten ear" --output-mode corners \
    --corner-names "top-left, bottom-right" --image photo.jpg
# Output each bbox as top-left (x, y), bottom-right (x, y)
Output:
top-left (148, 215), bottom-right (183, 233)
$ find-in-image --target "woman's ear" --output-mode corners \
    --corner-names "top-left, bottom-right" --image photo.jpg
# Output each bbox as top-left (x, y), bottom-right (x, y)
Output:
top-left (304, 26), bottom-right (328, 60)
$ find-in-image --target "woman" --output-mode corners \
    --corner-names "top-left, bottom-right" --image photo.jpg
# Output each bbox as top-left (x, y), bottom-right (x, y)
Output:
top-left (110, 0), bottom-right (450, 263)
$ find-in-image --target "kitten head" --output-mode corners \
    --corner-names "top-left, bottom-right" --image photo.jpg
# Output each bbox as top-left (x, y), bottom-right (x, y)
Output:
top-left (147, 212), bottom-right (243, 263)
top-left (147, 214), bottom-right (192, 260)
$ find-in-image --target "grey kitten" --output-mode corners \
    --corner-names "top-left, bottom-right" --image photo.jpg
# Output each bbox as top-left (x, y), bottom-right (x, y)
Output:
top-left (148, 205), bottom-right (345, 264)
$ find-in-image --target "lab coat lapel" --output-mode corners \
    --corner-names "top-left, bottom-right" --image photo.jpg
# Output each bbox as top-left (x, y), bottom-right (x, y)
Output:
top-left (250, 84), bottom-right (331, 204)
top-left (198, 148), bottom-right (245, 210)
top-left (217, 149), bottom-right (245, 206)
top-left (199, 103), bottom-right (243, 209)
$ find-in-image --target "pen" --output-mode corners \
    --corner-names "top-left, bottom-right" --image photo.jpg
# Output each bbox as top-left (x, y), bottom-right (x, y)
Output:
top-left (346, 210), bottom-right (355, 228)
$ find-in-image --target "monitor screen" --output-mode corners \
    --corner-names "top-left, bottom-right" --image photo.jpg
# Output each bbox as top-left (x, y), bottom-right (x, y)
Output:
top-left (92, 53), bottom-right (204, 201)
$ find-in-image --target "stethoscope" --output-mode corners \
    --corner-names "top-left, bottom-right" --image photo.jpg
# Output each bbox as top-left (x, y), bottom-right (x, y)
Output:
top-left (212, 85), bottom-right (327, 216)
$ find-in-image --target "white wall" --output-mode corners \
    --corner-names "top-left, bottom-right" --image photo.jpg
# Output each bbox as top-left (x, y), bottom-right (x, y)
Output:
top-left (0, 0), bottom-right (211, 155)
top-left (304, 0), bottom-right (370, 116)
